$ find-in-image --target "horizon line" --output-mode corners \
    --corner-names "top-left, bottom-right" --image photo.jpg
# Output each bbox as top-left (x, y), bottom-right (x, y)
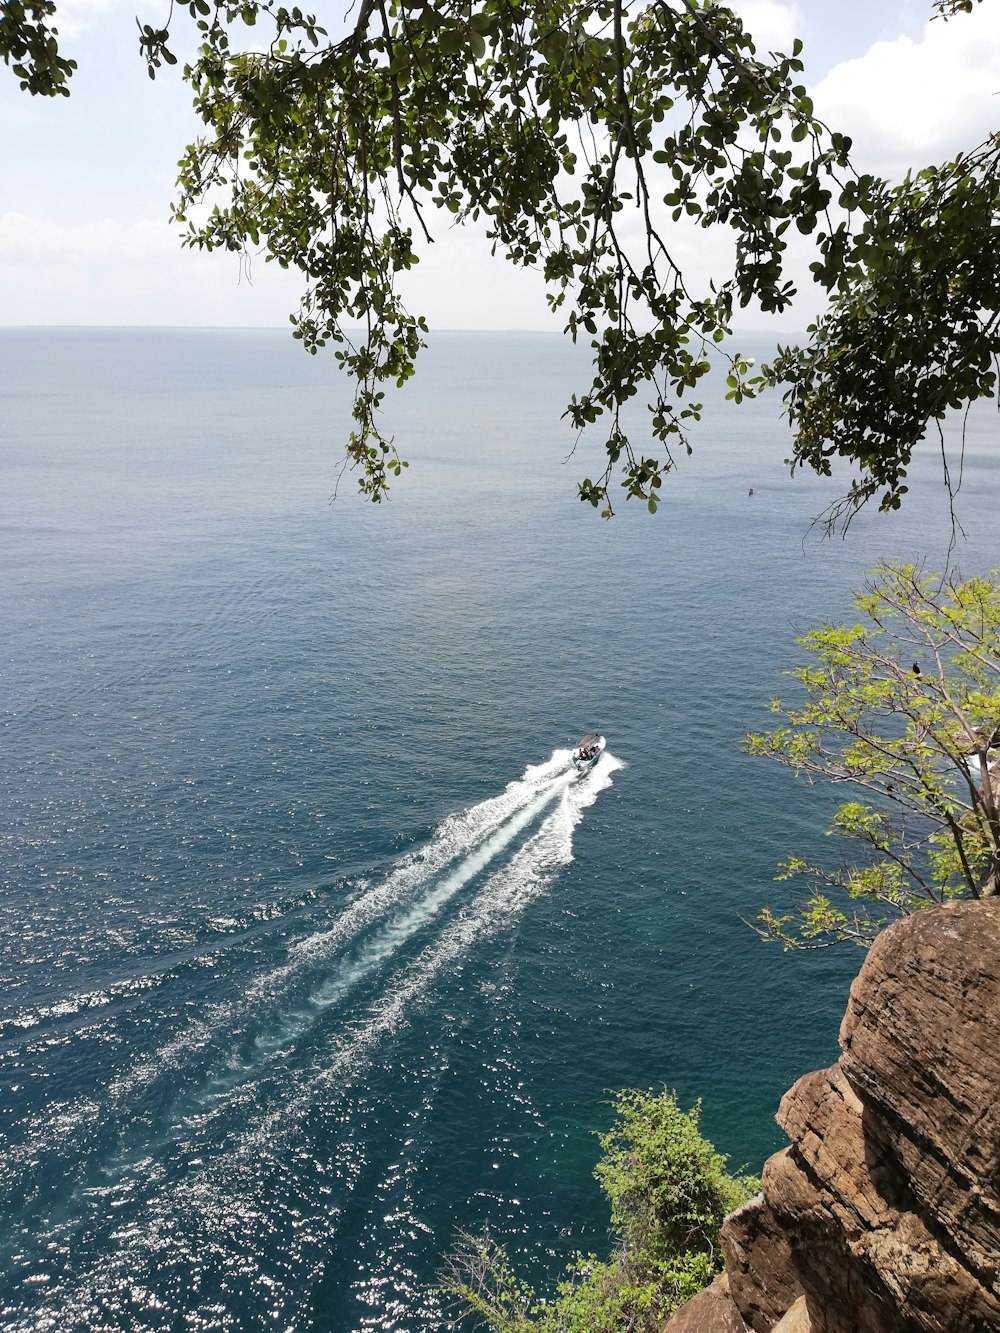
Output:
top-left (0, 323), bottom-right (803, 337)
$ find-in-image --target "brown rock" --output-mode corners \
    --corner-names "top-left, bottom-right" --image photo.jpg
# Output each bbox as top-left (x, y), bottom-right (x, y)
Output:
top-left (772, 1297), bottom-right (813, 1332)
top-left (767, 1056), bottom-right (989, 1333)
top-left (839, 899), bottom-right (1000, 1294)
top-left (661, 1272), bottom-right (750, 1333)
top-left (665, 899), bottom-right (1000, 1333)
top-left (721, 1187), bottom-right (801, 1331)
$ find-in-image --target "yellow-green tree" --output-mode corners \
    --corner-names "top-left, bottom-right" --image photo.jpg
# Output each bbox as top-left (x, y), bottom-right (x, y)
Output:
top-left (745, 561), bottom-right (1000, 949)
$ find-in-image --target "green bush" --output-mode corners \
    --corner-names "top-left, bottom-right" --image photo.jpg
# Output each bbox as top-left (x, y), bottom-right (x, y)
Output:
top-left (444, 1090), bottom-right (758, 1332)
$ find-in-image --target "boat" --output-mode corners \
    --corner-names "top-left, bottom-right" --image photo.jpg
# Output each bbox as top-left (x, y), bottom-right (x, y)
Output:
top-left (572, 733), bottom-right (606, 772)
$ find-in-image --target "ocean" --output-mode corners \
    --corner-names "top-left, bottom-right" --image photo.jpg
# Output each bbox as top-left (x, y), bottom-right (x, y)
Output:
top-left (1, 327), bottom-right (995, 1330)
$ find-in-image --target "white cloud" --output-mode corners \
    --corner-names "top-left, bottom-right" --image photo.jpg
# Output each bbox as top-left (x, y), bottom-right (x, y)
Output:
top-left (55, 0), bottom-right (125, 40)
top-left (811, 5), bottom-right (1000, 176)
top-left (0, 213), bottom-right (306, 325)
top-left (0, 213), bottom-right (173, 265)
top-left (733, 6), bottom-right (1000, 329)
top-left (7, 2), bottom-right (997, 333)
top-left (401, 226), bottom-right (562, 331)
top-left (730, 0), bottom-right (803, 54)
top-left (0, 211), bottom-right (558, 331)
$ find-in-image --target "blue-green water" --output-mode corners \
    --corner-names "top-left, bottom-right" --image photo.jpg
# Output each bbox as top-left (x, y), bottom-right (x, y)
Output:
top-left (1, 328), bottom-right (995, 1329)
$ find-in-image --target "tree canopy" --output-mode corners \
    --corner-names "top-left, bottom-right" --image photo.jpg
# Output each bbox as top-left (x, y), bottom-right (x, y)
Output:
top-left (745, 562), bottom-right (1000, 950)
top-left (3, 0), bottom-right (997, 518)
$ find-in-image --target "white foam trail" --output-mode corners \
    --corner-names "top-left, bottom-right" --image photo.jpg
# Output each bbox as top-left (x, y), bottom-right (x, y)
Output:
top-left (13, 756), bottom-right (624, 1322)
top-left (106, 750), bottom-right (576, 1104)
top-left (285, 751), bottom-right (575, 967)
top-left (148, 758), bottom-right (623, 1214)
top-left (196, 772), bottom-right (574, 1083)
top-left (3, 749), bottom-right (594, 1184)
top-left (245, 754), bottom-right (624, 1143)
top-left (310, 773), bottom-right (573, 1006)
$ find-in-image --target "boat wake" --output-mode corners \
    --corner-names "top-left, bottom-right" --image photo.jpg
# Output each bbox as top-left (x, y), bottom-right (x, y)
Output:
top-left (0, 747), bottom-right (623, 1328)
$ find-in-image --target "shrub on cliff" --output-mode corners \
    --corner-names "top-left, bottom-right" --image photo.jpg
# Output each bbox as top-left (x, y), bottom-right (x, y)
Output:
top-left (443, 1090), bottom-right (757, 1332)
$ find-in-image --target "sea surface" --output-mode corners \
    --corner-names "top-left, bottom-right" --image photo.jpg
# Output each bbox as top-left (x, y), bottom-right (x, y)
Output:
top-left (1, 328), bottom-right (996, 1330)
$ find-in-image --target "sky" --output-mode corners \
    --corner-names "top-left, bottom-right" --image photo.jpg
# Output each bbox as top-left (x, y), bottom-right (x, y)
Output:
top-left (2, 0), bottom-right (1000, 330)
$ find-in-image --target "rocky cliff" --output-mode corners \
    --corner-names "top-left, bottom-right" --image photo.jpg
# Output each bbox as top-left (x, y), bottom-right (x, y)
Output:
top-left (664, 899), bottom-right (1000, 1333)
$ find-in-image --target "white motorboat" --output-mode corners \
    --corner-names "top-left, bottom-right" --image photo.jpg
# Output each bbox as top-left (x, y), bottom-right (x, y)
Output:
top-left (572, 734), bottom-right (606, 772)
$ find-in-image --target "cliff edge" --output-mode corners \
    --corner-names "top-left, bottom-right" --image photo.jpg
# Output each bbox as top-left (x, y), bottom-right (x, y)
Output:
top-left (664, 899), bottom-right (1000, 1333)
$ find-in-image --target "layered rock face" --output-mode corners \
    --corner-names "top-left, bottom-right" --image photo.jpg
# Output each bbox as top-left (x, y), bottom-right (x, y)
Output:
top-left (664, 899), bottom-right (1000, 1333)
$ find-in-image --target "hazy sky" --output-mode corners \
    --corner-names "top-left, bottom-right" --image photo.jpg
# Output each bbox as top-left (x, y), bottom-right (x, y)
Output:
top-left (2, 0), bottom-right (999, 330)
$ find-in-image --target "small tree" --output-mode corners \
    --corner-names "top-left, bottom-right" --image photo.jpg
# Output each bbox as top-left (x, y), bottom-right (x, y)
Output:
top-left (442, 1090), bottom-right (757, 1332)
top-left (744, 561), bottom-right (1000, 949)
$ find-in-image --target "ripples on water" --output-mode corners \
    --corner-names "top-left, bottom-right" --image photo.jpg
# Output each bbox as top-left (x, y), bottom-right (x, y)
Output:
top-left (1, 329), bottom-right (995, 1328)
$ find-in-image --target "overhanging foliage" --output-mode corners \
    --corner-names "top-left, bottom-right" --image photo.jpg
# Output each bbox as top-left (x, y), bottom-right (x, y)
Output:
top-left (157, 0), bottom-right (852, 511)
top-left (4, 0), bottom-right (998, 521)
